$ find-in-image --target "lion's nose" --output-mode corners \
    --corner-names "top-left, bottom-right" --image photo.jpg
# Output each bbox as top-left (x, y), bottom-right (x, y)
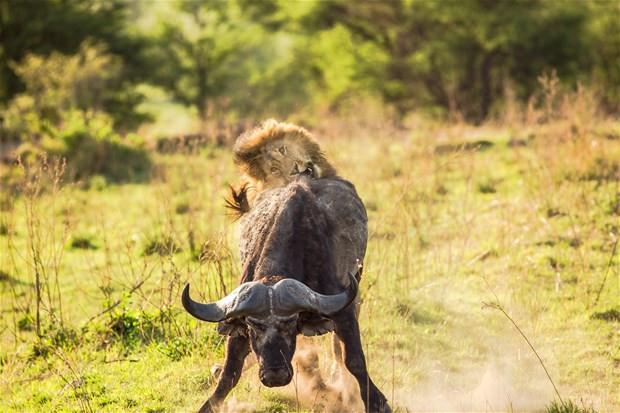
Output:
top-left (301, 162), bottom-right (314, 176)
top-left (291, 161), bottom-right (314, 177)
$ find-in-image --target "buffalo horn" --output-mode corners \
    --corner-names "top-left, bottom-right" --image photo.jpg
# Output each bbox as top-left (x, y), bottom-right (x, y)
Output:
top-left (182, 282), bottom-right (268, 322)
top-left (273, 273), bottom-right (358, 316)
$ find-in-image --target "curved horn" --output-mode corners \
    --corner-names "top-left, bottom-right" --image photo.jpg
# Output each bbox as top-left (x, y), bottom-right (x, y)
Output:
top-left (273, 273), bottom-right (358, 316)
top-left (182, 282), bottom-right (268, 322)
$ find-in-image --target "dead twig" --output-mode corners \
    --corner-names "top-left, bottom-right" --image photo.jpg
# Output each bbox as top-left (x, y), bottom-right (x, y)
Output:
top-left (591, 236), bottom-right (619, 308)
top-left (85, 273), bottom-right (152, 324)
top-left (482, 300), bottom-right (565, 407)
top-left (103, 358), bottom-right (139, 364)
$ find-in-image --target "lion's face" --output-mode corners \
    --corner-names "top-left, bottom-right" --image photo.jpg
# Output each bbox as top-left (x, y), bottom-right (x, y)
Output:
top-left (230, 120), bottom-right (337, 214)
top-left (258, 137), bottom-right (321, 189)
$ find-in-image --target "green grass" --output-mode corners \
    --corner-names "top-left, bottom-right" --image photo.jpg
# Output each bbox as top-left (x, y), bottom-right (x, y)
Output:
top-left (1, 120), bottom-right (619, 412)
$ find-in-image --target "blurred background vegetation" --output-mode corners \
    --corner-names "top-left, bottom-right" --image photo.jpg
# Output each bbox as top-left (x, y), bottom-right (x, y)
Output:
top-left (1, 0), bottom-right (619, 183)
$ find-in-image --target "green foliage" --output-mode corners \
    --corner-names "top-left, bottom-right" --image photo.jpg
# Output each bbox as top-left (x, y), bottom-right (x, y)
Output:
top-left (145, 0), bottom-right (314, 121)
top-left (142, 234), bottom-right (182, 256)
top-left (31, 326), bottom-right (80, 359)
top-left (2, 0), bottom-right (619, 128)
top-left (69, 235), bottom-right (98, 250)
top-left (3, 41), bottom-right (150, 133)
top-left (157, 336), bottom-right (194, 361)
top-left (0, 0), bottom-right (148, 120)
top-left (2, 106), bottom-right (150, 184)
top-left (41, 110), bottom-right (151, 183)
top-left (87, 175), bottom-right (109, 191)
top-left (302, 0), bottom-right (613, 121)
top-left (17, 314), bottom-right (34, 332)
top-left (545, 400), bottom-right (597, 413)
top-left (148, 1), bottom-right (257, 120)
top-left (106, 306), bottom-right (176, 350)
top-left (108, 307), bottom-right (144, 348)
top-left (0, 44), bottom-right (152, 185)
top-left (588, 2), bottom-right (620, 112)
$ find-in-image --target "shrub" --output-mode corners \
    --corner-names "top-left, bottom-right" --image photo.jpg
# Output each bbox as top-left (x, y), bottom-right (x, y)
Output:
top-left (1, 42), bottom-right (152, 185)
top-left (4, 41), bottom-right (149, 132)
top-left (69, 235), bottom-right (98, 250)
top-left (142, 234), bottom-right (181, 256)
top-left (157, 337), bottom-right (194, 361)
top-left (30, 326), bottom-right (80, 359)
top-left (41, 110), bottom-right (151, 183)
top-left (108, 307), bottom-right (144, 347)
top-left (545, 400), bottom-right (597, 413)
top-left (105, 306), bottom-right (181, 351)
top-left (18, 314), bottom-right (34, 331)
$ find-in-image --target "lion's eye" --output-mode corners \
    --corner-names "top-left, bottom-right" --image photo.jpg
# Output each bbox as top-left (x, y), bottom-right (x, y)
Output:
top-left (278, 146), bottom-right (287, 155)
top-left (270, 166), bottom-right (279, 175)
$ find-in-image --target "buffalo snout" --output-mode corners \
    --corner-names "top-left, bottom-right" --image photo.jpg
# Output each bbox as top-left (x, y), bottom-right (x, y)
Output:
top-left (259, 366), bottom-right (292, 387)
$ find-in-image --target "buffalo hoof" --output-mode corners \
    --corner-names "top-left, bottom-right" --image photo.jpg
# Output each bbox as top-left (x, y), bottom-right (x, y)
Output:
top-left (369, 398), bottom-right (392, 413)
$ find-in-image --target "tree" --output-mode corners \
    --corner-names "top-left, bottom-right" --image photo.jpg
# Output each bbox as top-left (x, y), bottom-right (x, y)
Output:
top-left (149, 1), bottom-right (257, 122)
top-left (0, 0), bottom-right (150, 129)
top-left (304, 0), bottom-right (593, 122)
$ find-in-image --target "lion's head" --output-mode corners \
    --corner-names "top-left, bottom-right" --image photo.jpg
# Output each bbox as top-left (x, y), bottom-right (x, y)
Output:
top-left (226, 120), bottom-right (337, 216)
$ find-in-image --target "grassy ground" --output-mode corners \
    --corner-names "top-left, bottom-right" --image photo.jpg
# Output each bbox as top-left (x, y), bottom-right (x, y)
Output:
top-left (1, 117), bottom-right (619, 412)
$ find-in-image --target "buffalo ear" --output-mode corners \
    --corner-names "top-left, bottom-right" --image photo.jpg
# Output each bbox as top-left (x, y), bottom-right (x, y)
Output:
top-left (297, 314), bottom-right (334, 337)
top-left (217, 319), bottom-right (247, 337)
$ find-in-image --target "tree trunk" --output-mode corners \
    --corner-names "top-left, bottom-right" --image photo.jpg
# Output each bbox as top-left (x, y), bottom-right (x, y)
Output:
top-left (479, 52), bottom-right (495, 122)
top-left (196, 60), bottom-right (208, 122)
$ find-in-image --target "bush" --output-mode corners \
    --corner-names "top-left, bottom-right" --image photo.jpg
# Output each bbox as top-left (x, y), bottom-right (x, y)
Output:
top-left (105, 306), bottom-right (182, 351)
top-left (41, 110), bottom-right (151, 183)
top-left (4, 41), bottom-right (149, 132)
top-left (545, 400), bottom-right (597, 413)
top-left (1, 42), bottom-right (152, 185)
top-left (157, 337), bottom-right (194, 361)
top-left (69, 235), bottom-right (98, 250)
top-left (142, 234), bottom-right (182, 256)
top-left (30, 326), bottom-right (80, 359)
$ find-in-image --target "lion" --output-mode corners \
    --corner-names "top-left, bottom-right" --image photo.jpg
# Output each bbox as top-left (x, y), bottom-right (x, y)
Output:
top-left (225, 119), bottom-right (337, 217)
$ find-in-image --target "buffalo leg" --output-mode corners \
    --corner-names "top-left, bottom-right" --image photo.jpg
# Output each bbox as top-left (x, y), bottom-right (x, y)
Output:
top-left (199, 335), bottom-right (249, 413)
top-left (333, 310), bottom-right (391, 413)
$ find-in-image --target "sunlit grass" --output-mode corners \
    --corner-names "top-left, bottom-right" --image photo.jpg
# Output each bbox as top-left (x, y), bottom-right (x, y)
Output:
top-left (1, 118), bottom-right (619, 412)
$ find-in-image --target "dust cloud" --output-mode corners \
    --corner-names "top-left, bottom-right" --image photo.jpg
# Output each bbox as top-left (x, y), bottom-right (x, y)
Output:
top-left (292, 339), bottom-right (365, 412)
top-left (288, 335), bottom-right (555, 412)
top-left (221, 326), bottom-right (557, 412)
top-left (395, 356), bottom-right (555, 412)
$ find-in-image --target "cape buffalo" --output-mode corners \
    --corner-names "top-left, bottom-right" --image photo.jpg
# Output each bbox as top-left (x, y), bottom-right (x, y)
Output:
top-left (182, 177), bottom-right (391, 412)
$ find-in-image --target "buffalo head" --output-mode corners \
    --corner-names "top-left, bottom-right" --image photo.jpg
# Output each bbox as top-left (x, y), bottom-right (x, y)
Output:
top-left (182, 276), bottom-right (357, 387)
